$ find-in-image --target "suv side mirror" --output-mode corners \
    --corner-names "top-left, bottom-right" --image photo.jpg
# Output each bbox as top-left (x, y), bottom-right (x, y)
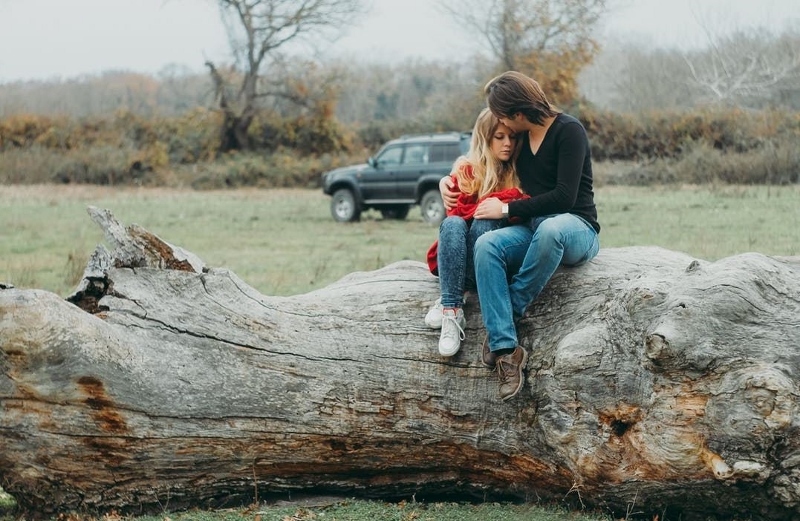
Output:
top-left (367, 157), bottom-right (376, 168)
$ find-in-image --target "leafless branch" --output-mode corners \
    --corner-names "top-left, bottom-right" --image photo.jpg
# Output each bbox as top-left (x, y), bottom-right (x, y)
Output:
top-left (683, 27), bottom-right (800, 104)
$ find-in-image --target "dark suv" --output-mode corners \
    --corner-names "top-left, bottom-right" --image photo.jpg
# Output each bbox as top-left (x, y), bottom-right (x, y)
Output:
top-left (321, 131), bottom-right (470, 225)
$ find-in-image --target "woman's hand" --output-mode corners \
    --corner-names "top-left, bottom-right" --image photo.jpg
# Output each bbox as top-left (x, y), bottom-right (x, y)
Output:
top-left (439, 176), bottom-right (459, 211)
top-left (474, 197), bottom-right (504, 219)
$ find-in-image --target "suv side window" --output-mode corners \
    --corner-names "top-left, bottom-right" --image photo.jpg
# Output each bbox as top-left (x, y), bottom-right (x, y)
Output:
top-left (403, 144), bottom-right (428, 165)
top-left (429, 143), bottom-right (462, 163)
top-left (376, 146), bottom-right (403, 167)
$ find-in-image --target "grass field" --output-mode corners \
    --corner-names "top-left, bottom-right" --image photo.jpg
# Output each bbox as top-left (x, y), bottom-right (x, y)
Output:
top-left (1, 184), bottom-right (799, 298)
top-left (1, 183), bottom-right (798, 521)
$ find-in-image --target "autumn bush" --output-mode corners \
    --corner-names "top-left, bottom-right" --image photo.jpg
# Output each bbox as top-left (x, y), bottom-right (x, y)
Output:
top-left (605, 135), bottom-right (800, 186)
top-left (0, 114), bottom-right (70, 149)
top-left (578, 106), bottom-right (797, 161)
top-left (0, 146), bottom-right (137, 185)
top-left (173, 148), bottom-right (355, 190)
top-left (249, 110), bottom-right (353, 155)
top-left (1, 106), bottom-right (798, 187)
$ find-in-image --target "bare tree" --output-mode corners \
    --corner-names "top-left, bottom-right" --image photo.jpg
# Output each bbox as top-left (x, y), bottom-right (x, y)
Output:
top-left (683, 25), bottom-right (800, 107)
top-left (207, 0), bottom-right (366, 152)
top-left (581, 20), bottom-right (800, 112)
top-left (580, 40), bottom-right (699, 112)
top-left (439, 0), bottom-right (608, 103)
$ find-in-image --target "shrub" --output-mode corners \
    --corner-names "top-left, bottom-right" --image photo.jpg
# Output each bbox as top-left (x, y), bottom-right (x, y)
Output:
top-left (2, 106), bottom-right (798, 188)
top-left (0, 144), bottom-right (162, 186)
top-left (51, 146), bottom-right (141, 185)
top-left (177, 149), bottom-right (359, 190)
top-left (158, 108), bottom-right (221, 164)
top-left (0, 147), bottom-right (65, 183)
top-left (246, 105), bottom-right (354, 155)
top-left (583, 106), bottom-right (796, 161)
top-left (605, 136), bottom-right (800, 186)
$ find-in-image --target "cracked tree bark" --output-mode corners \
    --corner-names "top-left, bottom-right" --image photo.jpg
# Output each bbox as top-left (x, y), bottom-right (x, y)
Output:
top-left (1, 207), bottom-right (800, 520)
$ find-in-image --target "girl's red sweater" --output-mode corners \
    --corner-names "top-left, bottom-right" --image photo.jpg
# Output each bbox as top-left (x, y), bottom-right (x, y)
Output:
top-left (426, 170), bottom-right (528, 275)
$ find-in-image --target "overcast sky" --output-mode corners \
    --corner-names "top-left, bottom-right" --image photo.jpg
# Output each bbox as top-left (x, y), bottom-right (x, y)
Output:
top-left (0, 0), bottom-right (797, 82)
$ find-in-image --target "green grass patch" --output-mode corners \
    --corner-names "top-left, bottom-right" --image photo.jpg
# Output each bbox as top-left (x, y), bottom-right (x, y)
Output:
top-left (596, 184), bottom-right (800, 260)
top-left (0, 500), bottom-right (612, 521)
top-left (1, 184), bottom-right (799, 298)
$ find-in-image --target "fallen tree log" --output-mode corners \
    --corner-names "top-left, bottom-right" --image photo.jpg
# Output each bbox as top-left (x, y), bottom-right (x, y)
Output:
top-left (1, 207), bottom-right (800, 520)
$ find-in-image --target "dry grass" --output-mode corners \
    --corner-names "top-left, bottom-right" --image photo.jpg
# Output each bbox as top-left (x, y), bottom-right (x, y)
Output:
top-left (2, 183), bottom-right (799, 298)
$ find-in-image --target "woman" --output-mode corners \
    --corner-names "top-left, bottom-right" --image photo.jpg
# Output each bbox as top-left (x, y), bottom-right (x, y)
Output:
top-left (425, 107), bottom-right (528, 357)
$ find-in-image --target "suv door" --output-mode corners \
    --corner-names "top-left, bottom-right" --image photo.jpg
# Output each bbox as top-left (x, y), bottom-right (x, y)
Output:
top-left (393, 142), bottom-right (429, 201)
top-left (360, 145), bottom-right (403, 201)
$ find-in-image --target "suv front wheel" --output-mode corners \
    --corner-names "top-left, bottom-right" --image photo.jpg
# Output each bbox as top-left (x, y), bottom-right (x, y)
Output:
top-left (420, 189), bottom-right (445, 226)
top-left (330, 188), bottom-right (361, 222)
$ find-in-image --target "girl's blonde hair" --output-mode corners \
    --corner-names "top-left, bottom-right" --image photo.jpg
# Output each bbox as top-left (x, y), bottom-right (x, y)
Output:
top-left (453, 107), bottom-right (521, 200)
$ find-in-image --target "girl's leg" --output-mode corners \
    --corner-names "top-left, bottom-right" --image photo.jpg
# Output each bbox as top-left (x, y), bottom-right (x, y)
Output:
top-left (437, 216), bottom-right (469, 308)
top-left (436, 216), bottom-right (469, 356)
top-left (464, 218), bottom-right (505, 292)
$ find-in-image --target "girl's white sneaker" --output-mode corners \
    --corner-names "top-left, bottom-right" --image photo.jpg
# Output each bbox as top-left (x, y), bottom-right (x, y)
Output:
top-left (424, 298), bottom-right (444, 328)
top-left (438, 308), bottom-right (465, 356)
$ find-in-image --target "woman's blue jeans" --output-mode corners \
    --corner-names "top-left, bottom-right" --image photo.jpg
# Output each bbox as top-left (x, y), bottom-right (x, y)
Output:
top-left (474, 213), bottom-right (600, 351)
top-left (438, 216), bottom-right (504, 308)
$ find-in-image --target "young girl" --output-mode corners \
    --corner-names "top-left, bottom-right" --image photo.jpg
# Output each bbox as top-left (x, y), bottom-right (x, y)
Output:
top-left (425, 107), bottom-right (527, 357)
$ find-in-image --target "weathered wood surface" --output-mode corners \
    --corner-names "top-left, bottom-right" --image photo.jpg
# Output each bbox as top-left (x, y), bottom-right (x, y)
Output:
top-left (2, 207), bottom-right (800, 520)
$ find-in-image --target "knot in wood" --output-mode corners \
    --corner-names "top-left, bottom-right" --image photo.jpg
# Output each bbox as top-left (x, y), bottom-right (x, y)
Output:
top-left (645, 333), bottom-right (668, 360)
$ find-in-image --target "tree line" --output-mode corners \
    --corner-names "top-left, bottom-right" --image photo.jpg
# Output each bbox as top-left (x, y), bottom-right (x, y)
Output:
top-left (0, 0), bottom-right (798, 187)
top-left (3, 38), bottom-right (799, 119)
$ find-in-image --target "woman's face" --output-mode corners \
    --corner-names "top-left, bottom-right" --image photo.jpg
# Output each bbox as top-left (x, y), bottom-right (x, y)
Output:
top-left (490, 122), bottom-right (516, 162)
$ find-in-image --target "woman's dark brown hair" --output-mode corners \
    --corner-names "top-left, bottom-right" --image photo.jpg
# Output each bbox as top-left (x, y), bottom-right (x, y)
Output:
top-left (484, 71), bottom-right (559, 125)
